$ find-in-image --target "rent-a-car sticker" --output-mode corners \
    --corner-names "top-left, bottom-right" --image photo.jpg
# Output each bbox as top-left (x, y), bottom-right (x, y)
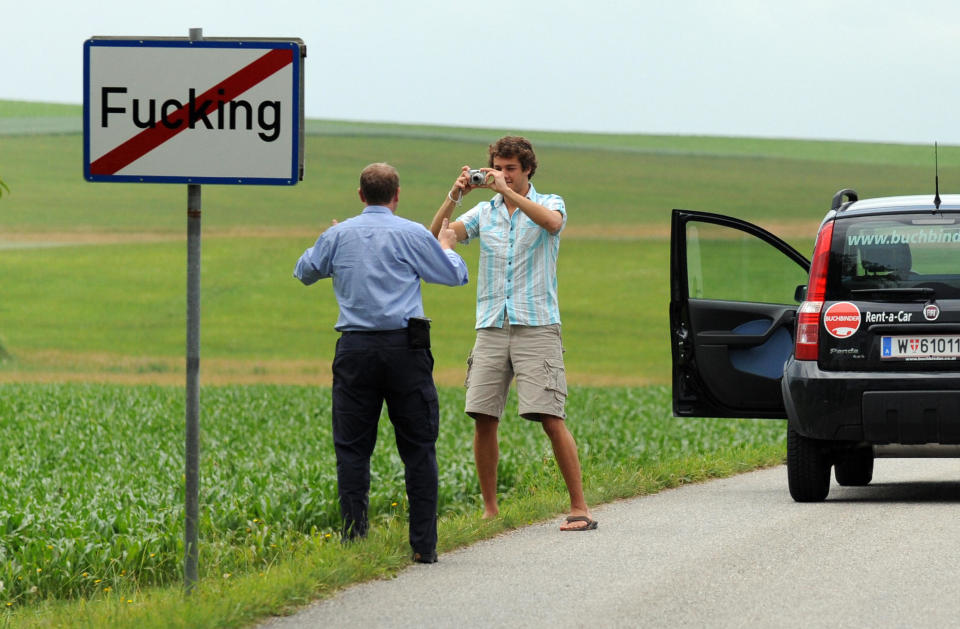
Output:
top-left (864, 311), bottom-right (914, 323)
top-left (824, 302), bottom-right (861, 338)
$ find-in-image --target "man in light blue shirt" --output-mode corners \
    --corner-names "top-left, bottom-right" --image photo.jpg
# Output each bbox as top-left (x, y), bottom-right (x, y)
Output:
top-left (294, 178), bottom-right (468, 331)
top-left (429, 137), bottom-right (596, 532)
top-left (295, 162), bottom-right (468, 563)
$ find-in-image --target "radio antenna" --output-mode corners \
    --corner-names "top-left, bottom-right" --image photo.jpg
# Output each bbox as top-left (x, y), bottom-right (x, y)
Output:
top-left (934, 142), bottom-right (942, 210)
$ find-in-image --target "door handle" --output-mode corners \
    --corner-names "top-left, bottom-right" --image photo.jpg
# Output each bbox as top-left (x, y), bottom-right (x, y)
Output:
top-left (696, 309), bottom-right (795, 347)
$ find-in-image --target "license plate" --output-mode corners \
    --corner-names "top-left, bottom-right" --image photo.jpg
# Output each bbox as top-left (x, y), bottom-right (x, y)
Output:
top-left (881, 335), bottom-right (960, 359)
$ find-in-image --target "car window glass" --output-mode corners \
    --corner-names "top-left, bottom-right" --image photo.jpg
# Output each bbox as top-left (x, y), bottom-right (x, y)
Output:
top-left (686, 221), bottom-right (808, 304)
top-left (832, 215), bottom-right (960, 299)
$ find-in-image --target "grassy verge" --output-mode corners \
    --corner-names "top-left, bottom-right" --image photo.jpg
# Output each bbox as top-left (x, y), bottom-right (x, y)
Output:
top-left (0, 383), bottom-right (786, 627)
top-left (6, 447), bottom-right (784, 629)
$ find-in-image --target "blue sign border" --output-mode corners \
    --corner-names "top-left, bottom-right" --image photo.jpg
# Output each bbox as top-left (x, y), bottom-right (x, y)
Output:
top-left (83, 38), bottom-right (304, 186)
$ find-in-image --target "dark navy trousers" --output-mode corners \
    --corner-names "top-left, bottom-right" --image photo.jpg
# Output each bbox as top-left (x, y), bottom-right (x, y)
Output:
top-left (331, 330), bottom-right (439, 555)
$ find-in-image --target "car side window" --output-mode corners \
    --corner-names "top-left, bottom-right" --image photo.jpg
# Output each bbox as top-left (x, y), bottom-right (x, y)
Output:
top-left (686, 221), bottom-right (809, 304)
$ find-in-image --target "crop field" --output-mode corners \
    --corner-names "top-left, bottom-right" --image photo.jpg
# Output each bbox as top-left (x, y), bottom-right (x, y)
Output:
top-left (0, 100), bottom-right (956, 624)
top-left (0, 383), bottom-right (786, 607)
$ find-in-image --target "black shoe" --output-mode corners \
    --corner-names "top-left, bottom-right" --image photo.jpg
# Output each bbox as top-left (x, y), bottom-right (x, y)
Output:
top-left (412, 550), bottom-right (438, 564)
top-left (341, 521), bottom-right (368, 544)
top-left (340, 530), bottom-right (367, 545)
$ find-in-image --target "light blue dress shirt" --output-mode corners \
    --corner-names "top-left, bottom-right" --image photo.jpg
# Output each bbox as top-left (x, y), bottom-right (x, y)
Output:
top-left (294, 206), bottom-right (469, 331)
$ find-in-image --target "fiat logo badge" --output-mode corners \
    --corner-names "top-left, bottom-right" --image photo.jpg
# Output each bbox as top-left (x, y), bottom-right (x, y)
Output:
top-left (924, 303), bottom-right (940, 321)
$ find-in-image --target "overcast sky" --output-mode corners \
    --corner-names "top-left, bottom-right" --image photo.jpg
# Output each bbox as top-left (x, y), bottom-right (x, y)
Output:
top-left (6, 0), bottom-right (960, 144)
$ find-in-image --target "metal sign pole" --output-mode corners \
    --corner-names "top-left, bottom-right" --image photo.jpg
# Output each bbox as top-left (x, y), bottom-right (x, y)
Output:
top-left (184, 27), bottom-right (203, 596)
top-left (83, 26), bottom-right (305, 596)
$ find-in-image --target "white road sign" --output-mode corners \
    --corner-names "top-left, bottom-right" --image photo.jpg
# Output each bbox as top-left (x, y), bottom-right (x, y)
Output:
top-left (84, 38), bottom-right (305, 185)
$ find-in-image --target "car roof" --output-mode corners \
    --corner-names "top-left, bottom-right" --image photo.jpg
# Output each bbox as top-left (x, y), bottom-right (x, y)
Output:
top-left (839, 194), bottom-right (960, 217)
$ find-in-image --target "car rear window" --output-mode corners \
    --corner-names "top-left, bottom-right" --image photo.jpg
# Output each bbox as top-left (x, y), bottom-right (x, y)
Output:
top-left (828, 213), bottom-right (960, 299)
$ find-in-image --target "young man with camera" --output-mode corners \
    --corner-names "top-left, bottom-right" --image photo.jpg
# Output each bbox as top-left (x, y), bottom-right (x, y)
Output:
top-left (295, 162), bottom-right (469, 563)
top-left (429, 136), bottom-right (596, 532)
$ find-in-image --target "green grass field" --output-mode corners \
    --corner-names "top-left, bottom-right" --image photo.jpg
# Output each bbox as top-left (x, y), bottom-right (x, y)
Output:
top-left (3, 100), bottom-right (957, 385)
top-left (1, 99), bottom-right (955, 626)
top-left (0, 384), bottom-right (784, 605)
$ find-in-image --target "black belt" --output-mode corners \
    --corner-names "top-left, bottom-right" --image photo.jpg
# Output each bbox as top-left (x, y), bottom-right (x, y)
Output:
top-left (340, 329), bottom-right (406, 336)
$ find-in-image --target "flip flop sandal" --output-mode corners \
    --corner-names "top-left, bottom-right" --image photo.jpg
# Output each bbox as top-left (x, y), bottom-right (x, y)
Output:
top-left (561, 515), bottom-right (598, 531)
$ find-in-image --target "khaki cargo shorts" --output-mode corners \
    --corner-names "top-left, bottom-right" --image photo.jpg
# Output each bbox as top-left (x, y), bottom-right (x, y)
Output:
top-left (464, 321), bottom-right (567, 421)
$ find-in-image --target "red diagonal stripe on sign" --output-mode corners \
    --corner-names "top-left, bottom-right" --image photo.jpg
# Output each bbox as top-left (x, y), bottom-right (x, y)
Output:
top-left (90, 47), bottom-right (293, 176)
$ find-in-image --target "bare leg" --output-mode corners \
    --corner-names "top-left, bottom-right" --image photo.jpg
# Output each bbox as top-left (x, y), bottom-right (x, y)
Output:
top-left (540, 416), bottom-right (593, 529)
top-left (473, 414), bottom-right (500, 518)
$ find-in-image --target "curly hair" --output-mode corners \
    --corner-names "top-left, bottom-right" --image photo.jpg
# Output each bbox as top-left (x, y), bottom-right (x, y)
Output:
top-left (487, 136), bottom-right (538, 179)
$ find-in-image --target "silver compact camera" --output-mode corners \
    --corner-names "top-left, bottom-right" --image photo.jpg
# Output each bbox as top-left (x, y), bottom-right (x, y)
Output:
top-left (468, 169), bottom-right (487, 186)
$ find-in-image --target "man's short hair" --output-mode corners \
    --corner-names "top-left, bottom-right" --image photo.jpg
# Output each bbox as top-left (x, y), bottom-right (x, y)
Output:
top-left (488, 136), bottom-right (538, 179)
top-left (360, 163), bottom-right (399, 205)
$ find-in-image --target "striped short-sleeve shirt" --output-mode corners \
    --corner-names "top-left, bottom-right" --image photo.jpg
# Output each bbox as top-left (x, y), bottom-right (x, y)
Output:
top-left (457, 184), bottom-right (566, 329)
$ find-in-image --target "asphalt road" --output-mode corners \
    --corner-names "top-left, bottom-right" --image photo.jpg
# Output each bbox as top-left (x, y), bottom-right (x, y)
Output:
top-left (258, 459), bottom-right (960, 628)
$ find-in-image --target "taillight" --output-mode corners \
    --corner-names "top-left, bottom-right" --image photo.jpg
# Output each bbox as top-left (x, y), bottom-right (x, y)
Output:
top-left (795, 301), bottom-right (823, 360)
top-left (795, 221), bottom-right (835, 361)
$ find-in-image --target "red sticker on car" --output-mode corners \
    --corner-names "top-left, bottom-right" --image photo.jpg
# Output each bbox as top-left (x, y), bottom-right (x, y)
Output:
top-left (824, 302), bottom-right (861, 339)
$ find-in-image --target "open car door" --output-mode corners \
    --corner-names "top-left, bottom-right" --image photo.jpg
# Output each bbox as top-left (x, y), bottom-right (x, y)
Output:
top-left (671, 210), bottom-right (811, 418)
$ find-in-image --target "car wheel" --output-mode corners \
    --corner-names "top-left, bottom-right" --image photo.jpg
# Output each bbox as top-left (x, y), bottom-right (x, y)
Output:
top-left (787, 427), bottom-right (831, 502)
top-left (834, 447), bottom-right (874, 486)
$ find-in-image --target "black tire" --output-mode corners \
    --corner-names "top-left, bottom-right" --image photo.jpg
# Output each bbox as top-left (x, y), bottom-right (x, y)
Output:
top-left (834, 447), bottom-right (874, 486)
top-left (787, 427), bottom-right (832, 502)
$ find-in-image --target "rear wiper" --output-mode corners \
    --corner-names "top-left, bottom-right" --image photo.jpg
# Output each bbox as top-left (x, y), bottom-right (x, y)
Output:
top-left (849, 287), bottom-right (935, 302)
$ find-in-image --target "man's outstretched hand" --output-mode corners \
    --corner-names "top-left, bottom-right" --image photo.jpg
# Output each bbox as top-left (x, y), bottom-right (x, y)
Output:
top-left (437, 217), bottom-right (459, 250)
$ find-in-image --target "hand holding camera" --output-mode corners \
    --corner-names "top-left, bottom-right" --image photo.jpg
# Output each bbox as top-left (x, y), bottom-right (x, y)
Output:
top-left (455, 166), bottom-right (490, 190)
top-left (447, 166), bottom-right (499, 209)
